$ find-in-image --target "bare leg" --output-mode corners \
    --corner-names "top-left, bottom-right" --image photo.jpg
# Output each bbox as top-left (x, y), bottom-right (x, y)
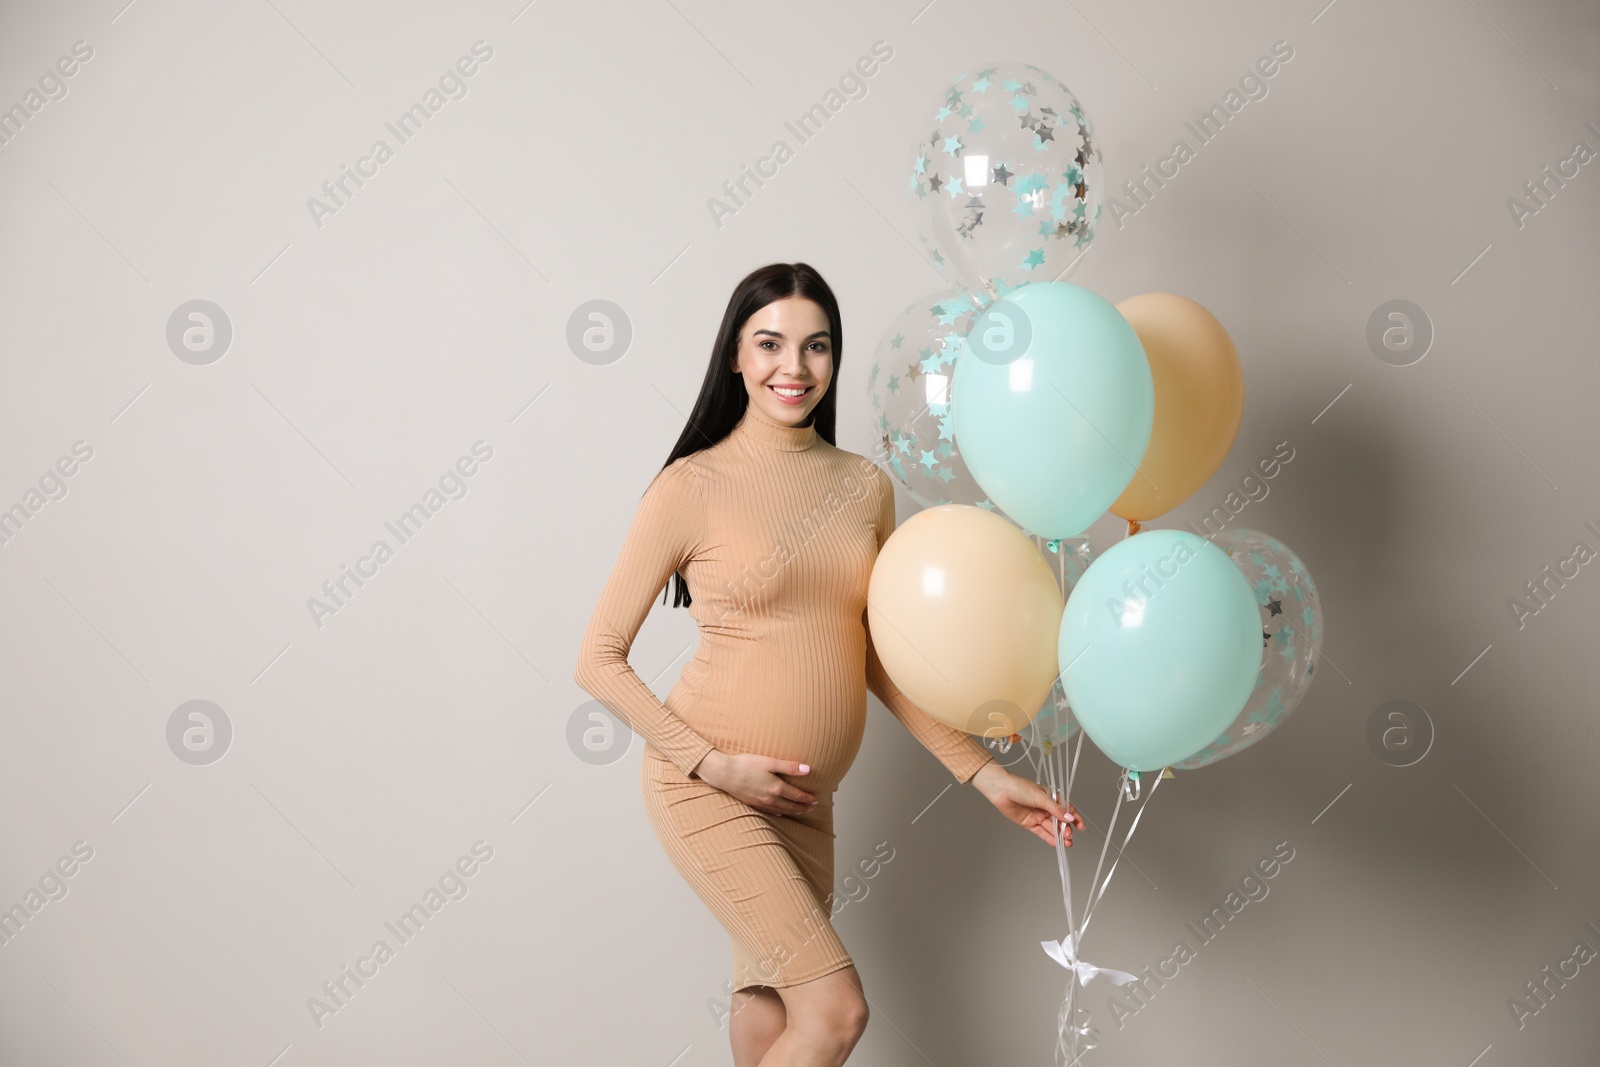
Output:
top-left (758, 965), bottom-right (869, 1066)
top-left (730, 985), bottom-right (786, 1067)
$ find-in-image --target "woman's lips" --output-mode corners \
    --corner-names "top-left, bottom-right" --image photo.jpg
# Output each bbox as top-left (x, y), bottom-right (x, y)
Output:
top-left (768, 384), bottom-right (814, 406)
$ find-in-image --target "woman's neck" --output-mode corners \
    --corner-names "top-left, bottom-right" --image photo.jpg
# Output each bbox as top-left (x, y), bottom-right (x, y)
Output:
top-left (733, 402), bottom-right (818, 452)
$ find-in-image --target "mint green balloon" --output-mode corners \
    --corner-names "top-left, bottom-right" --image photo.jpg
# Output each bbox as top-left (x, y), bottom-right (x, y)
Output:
top-left (950, 282), bottom-right (1153, 539)
top-left (1058, 530), bottom-right (1261, 771)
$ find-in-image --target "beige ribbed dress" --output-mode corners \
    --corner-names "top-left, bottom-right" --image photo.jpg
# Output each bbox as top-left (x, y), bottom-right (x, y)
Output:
top-left (575, 402), bottom-right (995, 992)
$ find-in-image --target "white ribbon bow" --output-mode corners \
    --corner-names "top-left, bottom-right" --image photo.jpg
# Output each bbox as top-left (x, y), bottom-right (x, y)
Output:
top-left (1040, 932), bottom-right (1139, 988)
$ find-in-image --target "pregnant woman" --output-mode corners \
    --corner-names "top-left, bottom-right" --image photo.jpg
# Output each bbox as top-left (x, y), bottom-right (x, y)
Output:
top-left (575, 262), bottom-right (1084, 1066)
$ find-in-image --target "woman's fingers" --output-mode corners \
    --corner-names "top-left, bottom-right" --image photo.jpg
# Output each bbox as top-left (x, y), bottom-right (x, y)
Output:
top-left (776, 784), bottom-right (817, 805)
top-left (753, 790), bottom-right (817, 816)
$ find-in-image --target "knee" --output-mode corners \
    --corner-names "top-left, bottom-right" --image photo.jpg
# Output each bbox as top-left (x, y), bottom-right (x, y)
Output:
top-left (840, 990), bottom-right (869, 1039)
top-left (795, 987), bottom-right (868, 1053)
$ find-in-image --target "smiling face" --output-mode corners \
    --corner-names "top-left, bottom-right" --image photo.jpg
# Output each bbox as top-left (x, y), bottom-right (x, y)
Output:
top-left (731, 296), bottom-right (834, 427)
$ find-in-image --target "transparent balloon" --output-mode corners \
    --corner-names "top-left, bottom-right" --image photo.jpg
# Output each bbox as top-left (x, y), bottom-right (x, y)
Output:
top-left (909, 61), bottom-right (1106, 301)
top-left (1173, 528), bottom-right (1322, 770)
top-left (1020, 534), bottom-right (1096, 755)
top-left (868, 289), bottom-right (997, 509)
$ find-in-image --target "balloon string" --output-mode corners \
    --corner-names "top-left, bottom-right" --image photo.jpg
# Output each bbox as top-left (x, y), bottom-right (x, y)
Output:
top-left (1079, 772), bottom-right (1162, 942)
top-left (1048, 763), bottom-right (1164, 1065)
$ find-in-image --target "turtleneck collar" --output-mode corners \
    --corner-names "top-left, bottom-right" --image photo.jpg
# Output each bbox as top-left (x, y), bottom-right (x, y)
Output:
top-left (733, 401), bottom-right (818, 452)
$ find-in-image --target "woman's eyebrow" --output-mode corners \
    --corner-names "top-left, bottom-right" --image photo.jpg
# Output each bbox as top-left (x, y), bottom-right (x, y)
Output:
top-left (752, 328), bottom-right (831, 340)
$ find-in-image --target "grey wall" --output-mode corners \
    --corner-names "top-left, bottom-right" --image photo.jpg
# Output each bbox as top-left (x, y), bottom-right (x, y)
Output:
top-left (2, 0), bottom-right (1597, 1064)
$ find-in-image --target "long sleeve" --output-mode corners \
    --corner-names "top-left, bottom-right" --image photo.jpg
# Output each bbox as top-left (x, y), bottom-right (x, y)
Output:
top-left (574, 458), bottom-right (717, 778)
top-left (864, 469), bottom-right (997, 785)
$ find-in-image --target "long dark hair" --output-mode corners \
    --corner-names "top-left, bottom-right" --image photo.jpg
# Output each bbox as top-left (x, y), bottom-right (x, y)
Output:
top-left (660, 261), bottom-right (844, 608)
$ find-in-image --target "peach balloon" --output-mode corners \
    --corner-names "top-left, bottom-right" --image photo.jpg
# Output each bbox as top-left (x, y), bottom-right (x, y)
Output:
top-left (1110, 293), bottom-right (1244, 522)
top-left (867, 505), bottom-right (1064, 737)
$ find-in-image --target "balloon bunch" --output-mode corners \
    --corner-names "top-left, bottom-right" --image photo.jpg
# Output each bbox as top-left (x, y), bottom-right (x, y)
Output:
top-left (867, 61), bottom-right (1323, 1064)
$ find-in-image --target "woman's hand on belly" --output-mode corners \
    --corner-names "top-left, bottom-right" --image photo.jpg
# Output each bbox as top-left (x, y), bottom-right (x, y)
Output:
top-left (692, 749), bottom-right (820, 817)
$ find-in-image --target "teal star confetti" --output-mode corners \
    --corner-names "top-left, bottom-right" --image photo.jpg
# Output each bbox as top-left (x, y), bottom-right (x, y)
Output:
top-left (937, 417), bottom-right (956, 441)
top-left (1022, 248), bottom-right (1045, 269)
top-left (1050, 181), bottom-right (1075, 222)
top-left (946, 177), bottom-right (965, 198)
top-left (889, 332), bottom-right (905, 350)
top-left (919, 450), bottom-right (939, 470)
top-left (887, 374), bottom-right (900, 393)
top-left (936, 466), bottom-right (956, 483)
top-left (972, 76), bottom-right (992, 92)
top-left (941, 135), bottom-right (963, 156)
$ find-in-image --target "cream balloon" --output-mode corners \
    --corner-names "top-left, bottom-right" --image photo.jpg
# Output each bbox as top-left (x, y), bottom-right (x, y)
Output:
top-left (1109, 292), bottom-right (1244, 522)
top-left (867, 505), bottom-right (1064, 737)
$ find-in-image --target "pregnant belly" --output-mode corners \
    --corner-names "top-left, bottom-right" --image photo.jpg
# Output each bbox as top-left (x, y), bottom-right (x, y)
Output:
top-left (665, 685), bottom-right (867, 794)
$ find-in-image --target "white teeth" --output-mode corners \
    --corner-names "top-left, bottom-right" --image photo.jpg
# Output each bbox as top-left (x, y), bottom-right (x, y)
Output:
top-left (772, 386), bottom-right (808, 397)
